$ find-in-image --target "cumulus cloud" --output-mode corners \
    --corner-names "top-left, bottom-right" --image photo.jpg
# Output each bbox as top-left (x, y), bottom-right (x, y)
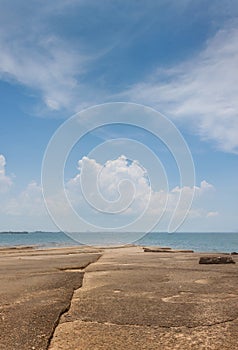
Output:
top-left (0, 154), bottom-right (217, 230)
top-left (67, 155), bottom-right (150, 215)
top-left (124, 25), bottom-right (238, 153)
top-left (0, 154), bottom-right (12, 193)
top-left (66, 156), bottom-right (215, 223)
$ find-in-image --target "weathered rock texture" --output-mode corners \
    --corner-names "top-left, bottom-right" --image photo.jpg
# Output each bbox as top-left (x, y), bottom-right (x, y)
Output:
top-left (199, 256), bottom-right (235, 264)
top-left (49, 247), bottom-right (238, 350)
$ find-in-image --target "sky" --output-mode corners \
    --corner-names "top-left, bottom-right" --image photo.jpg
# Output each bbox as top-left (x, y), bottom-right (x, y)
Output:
top-left (0, 0), bottom-right (237, 232)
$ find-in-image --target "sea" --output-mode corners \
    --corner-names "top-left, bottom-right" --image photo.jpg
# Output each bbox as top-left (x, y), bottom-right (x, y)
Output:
top-left (0, 231), bottom-right (238, 253)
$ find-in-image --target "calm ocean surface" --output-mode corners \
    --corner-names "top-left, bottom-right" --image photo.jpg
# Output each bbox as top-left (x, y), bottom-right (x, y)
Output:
top-left (0, 231), bottom-right (238, 252)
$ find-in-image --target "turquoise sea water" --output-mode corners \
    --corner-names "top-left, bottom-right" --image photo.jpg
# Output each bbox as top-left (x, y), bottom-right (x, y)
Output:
top-left (0, 232), bottom-right (79, 248)
top-left (0, 231), bottom-right (238, 252)
top-left (137, 232), bottom-right (238, 253)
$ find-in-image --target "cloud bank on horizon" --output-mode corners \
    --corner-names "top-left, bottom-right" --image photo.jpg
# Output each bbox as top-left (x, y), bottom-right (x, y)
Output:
top-left (0, 154), bottom-right (216, 232)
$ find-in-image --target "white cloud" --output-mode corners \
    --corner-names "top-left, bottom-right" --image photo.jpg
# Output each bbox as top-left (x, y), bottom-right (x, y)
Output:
top-left (0, 34), bottom-right (86, 112)
top-left (0, 156), bottom-right (47, 217)
top-left (66, 156), bottom-right (215, 223)
top-left (0, 0), bottom-right (141, 113)
top-left (0, 1), bottom-right (237, 155)
top-left (171, 180), bottom-right (214, 197)
top-left (4, 181), bottom-right (46, 216)
top-left (124, 25), bottom-right (238, 153)
top-left (0, 154), bottom-right (12, 193)
top-left (67, 155), bottom-right (150, 214)
top-left (206, 211), bottom-right (219, 218)
top-left (0, 1), bottom-right (100, 113)
top-left (0, 154), bottom-right (217, 230)
top-left (0, 179), bottom-right (57, 231)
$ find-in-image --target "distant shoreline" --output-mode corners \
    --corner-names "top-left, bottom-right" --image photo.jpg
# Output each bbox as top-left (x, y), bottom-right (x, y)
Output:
top-left (0, 231), bottom-right (238, 253)
top-left (0, 231), bottom-right (237, 234)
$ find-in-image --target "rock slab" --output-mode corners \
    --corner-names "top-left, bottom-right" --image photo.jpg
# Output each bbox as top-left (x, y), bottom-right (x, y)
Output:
top-left (199, 256), bottom-right (235, 264)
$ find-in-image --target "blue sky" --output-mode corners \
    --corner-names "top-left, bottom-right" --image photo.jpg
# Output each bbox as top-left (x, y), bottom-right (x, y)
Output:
top-left (0, 0), bottom-right (237, 232)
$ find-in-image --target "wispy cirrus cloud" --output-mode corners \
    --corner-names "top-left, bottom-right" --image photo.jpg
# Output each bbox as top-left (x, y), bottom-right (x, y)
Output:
top-left (123, 25), bottom-right (238, 153)
top-left (0, 32), bottom-right (87, 112)
top-left (0, 1), bottom-right (237, 154)
top-left (0, 1), bottom-right (100, 113)
top-left (0, 1), bottom-right (164, 113)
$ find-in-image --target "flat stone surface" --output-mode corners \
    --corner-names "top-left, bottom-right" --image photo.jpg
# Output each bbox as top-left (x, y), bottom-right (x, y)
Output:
top-left (143, 247), bottom-right (194, 253)
top-left (49, 246), bottom-right (238, 350)
top-left (199, 256), bottom-right (235, 264)
top-left (0, 246), bottom-right (101, 350)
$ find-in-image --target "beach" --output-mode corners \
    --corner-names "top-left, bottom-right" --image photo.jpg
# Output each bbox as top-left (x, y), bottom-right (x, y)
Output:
top-left (0, 246), bottom-right (238, 349)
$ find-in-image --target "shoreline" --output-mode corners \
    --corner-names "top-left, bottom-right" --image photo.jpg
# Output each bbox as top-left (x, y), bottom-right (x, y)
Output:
top-left (1, 231), bottom-right (238, 254)
top-left (0, 246), bottom-right (238, 349)
top-left (0, 243), bottom-right (237, 255)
